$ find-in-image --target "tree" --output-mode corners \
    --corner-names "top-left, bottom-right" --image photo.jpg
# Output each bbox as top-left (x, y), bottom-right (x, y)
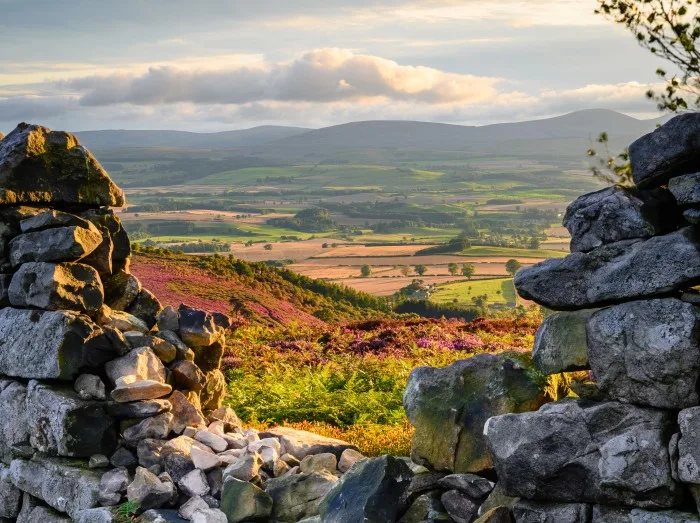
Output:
top-left (461, 262), bottom-right (476, 280)
top-left (505, 259), bottom-right (522, 277)
top-left (400, 265), bottom-right (412, 277)
top-left (448, 262), bottom-right (459, 276)
top-left (360, 264), bottom-right (372, 277)
top-left (597, 1), bottom-right (700, 113)
top-left (415, 264), bottom-right (428, 276)
top-left (528, 237), bottom-right (541, 250)
top-left (263, 244), bottom-right (273, 250)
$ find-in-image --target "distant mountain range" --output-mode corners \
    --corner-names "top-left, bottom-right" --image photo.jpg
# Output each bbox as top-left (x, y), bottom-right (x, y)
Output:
top-left (75, 110), bottom-right (667, 154)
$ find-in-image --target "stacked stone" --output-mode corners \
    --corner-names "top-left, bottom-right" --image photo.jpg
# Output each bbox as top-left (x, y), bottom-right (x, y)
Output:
top-left (482, 113), bottom-right (700, 522)
top-left (0, 123), bottom-right (397, 523)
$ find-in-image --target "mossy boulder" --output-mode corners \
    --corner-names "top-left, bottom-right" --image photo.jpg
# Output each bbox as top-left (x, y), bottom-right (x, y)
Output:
top-left (0, 123), bottom-right (124, 207)
top-left (404, 353), bottom-right (549, 474)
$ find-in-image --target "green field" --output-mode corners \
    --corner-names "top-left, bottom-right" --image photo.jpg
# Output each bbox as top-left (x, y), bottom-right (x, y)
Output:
top-left (456, 246), bottom-right (567, 258)
top-left (431, 278), bottom-right (518, 306)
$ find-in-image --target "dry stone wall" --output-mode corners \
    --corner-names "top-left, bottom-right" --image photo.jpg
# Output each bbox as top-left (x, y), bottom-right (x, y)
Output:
top-left (0, 124), bottom-right (381, 523)
top-left (481, 113), bottom-right (700, 522)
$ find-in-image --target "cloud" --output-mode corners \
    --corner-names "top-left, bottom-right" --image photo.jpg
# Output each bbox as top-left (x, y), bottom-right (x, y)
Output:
top-left (59, 49), bottom-right (501, 107)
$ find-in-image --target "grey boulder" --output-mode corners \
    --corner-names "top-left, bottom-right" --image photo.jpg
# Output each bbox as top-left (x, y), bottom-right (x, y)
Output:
top-left (592, 506), bottom-right (700, 522)
top-left (404, 353), bottom-right (548, 473)
top-left (669, 172), bottom-right (700, 206)
top-left (219, 477), bottom-right (273, 523)
top-left (485, 399), bottom-right (681, 508)
top-left (0, 308), bottom-right (100, 380)
top-left (9, 224), bottom-right (103, 267)
top-left (563, 186), bottom-right (676, 252)
top-left (9, 262), bottom-right (103, 313)
top-left (629, 113), bottom-right (700, 188)
top-left (532, 309), bottom-right (596, 375)
top-left (587, 298), bottom-right (700, 409)
top-left (515, 227), bottom-right (700, 310)
top-left (0, 123), bottom-right (125, 206)
top-left (513, 500), bottom-right (591, 523)
top-left (267, 472), bottom-right (338, 522)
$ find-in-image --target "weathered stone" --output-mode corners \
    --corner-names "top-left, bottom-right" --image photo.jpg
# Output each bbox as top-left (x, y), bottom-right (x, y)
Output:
top-left (0, 274), bottom-right (10, 307)
top-left (338, 448), bottom-right (365, 473)
top-left (676, 407), bottom-right (700, 484)
top-left (300, 453), bottom-right (337, 474)
top-left (159, 436), bottom-right (210, 482)
top-left (223, 453), bottom-right (263, 483)
top-left (157, 306), bottom-right (179, 332)
top-left (532, 309), bottom-right (595, 374)
top-left (156, 331), bottom-right (194, 361)
top-left (220, 477), bottom-right (273, 523)
top-left (104, 270), bottom-right (141, 311)
top-left (320, 456), bottom-right (411, 523)
top-left (101, 309), bottom-right (149, 334)
top-left (485, 399), bottom-right (681, 508)
top-left (9, 224), bottom-right (103, 267)
top-left (126, 289), bottom-right (161, 330)
top-left (106, 347), bottom-right (167, 386)
top-left (123, 413), bottom-right (173, 443)
top-left (110, 447), bottom-right (137, 469)
top-left (513, 500), bottom-right (591, 523)
top-left (405, 353), bottom-right (547, 474)
top-left (0, 380), bottom-right (30, 463)
top-left (192, 336), bottom-right (225, 374)
top-left (259, 427), bottom-right (358, 460)
top-left (19, 210), bottom-right (92, 234)
top-left (0, 464), bottom-right (21, 518)
top-left (0, 123), bottom-right (124, 206)
top-left (398, 492), bottom-right (446, 523)
top-left (26, 380), bottom-right (117, 458)
top-left (74, 374), bottom-right (107, 401)
top-left (167, 390), bottom-right (206, 434)
top-left (268, 472), bottom-right (338, 522)
top-left (190, 508), bottom-right (228, 523)
top-left (80, 226), bottom-right (113, 278)
top-left (110, 379), bottom-right (172, 403)
top-left (479, 483), bottom-right (518, 516)
top-left (99, 467), bottom-right (129, 506)
top-left (684, 208), bottom-right (700, 224)
top-left (438, 474), bottom-right (495, 501)
top-left (441, 489), bottom-right (479, 523)
top-left (589, 298), bottom-right (700, 409)
top-left (9, 261), bottom-right (104, 313)
top-left (669, 172), bottom-right (700, 206)
top-left (19, 502), bottom-right (72, 523)
top-left (74, 507), bottom-right (115, 523)
top-left (139, 509), bottom-right (188, 523)
top-left (194, 430), bottom-right (227, 453)
top-left (0, 308), bottom-right (100, 380)
top-left (10, 456), bottom-right (103, 518)
top-left (106, 399), bottom-right (171, 419)
top-left (190, 446), bottom-right (221, 471)
top-left (79, 208), bottom-right (130, 260)
top-left (178, 469), bottom-right (210, 498)
top-left (592, 506), bottom-right (700, 522)
top-left (178, 305), bottom-right (220, 347)
top-left (515, 227), bottom-right (700, 310)
top-left (179, 496), bottom-right (209, 520)
top-left (101, 325), bottom-right (131, 355)
top-left (200, 369), bottom-right (226, 412)
top-left (563, 186), bottom-right (676, 252)
top-left (126, 467), bottom-right (174, 511)
top-left (207, 407), bottom-right (242, 432)
top-left (170, 360), bottom-right (206, 392)
top-left (629, 113), bottom-right (700, 188)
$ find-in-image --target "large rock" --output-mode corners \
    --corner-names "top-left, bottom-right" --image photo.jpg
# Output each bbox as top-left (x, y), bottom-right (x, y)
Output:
top-left (19, 210), bottom-right (93, 234)
top-left (9, 456), bottom-right (103, 518)
top-left (563, 186), bottom-right (676, 252)
top-left (9, 224), bottom-right (103, 267)
top-left (26, 380), bottom-right (117, 457)
top-left (0, 380), bottom-right (30, 463)
top-left (532, 309), bottom-right (595, 375)
top-left (126, 467), bottom-right (175, 511)
top-left (592, 506), bottom-right (700, 522)
top-left (178, 305), bottom-right (220, 347)
top-left (105, 347), bottom-right (166, 386)
top-left (266, 472), bottom-right (338, 522)
top-left (0, 123), bottom-right (125, 206)
top-left (588, 298), bottom-right (700, 409)
top-left (79, 208), bottom-right (130, 260)
top-left (515, 227), bottom-right (700, 310)
top-left (220, 477), bottom-right (273, 523)
top-left (0, 308), bottom-right (100, 380)
top-left (485, 399), bottom-right (682, 508)
top-left (629, 113), bottom-right (700, 188)
top-left (669, 172), bottom-right (700, 207)
top-left (103, 270), bottom-right (141, 311)
top-left (319, 455), bottom-right (412, 523)
top-left (126, 289), bottom-right (161, 329)
top-left (404, 353), bottom-right (548, 474)
top-left (9, 262), bottom-right (104, 313)
top-left (200, 369), bottom-right (226, 412)
top-left (675, 407), bottom-right (700, 484)
top-left (258, 427), bottom-right (358, 460)
top-left (512, 500), bottom-right (591, 523)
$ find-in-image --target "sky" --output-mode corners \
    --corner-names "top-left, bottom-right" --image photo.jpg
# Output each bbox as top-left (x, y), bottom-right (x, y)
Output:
top-left (0, 0), bottom-right (670, 132)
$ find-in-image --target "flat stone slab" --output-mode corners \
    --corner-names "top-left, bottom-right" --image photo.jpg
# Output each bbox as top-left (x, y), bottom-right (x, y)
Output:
top-left (258, 427), bottom-right (358, 460)
top-left (515, 227), bottom-right (700, 310)
top-left (0, 123), bottom-right (125, 206)
top-left (9, 224), bottom-right (103, 267)
top-left (0, 308), bottom-right (100, 380)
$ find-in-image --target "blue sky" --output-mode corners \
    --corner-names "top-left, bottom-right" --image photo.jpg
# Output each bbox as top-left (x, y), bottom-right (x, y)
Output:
top-left (0, 0), bottom-right (668, 131)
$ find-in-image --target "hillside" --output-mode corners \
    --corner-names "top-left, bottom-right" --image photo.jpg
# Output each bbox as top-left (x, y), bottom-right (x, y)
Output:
top-left (129, 248), bottom-right (390, 327)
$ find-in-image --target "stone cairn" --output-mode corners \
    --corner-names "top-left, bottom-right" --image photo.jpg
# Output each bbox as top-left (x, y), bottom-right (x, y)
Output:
top-left (0, 123), bottom-right (381, 523)
top-left (481, 113), bottom-right (700, 522)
